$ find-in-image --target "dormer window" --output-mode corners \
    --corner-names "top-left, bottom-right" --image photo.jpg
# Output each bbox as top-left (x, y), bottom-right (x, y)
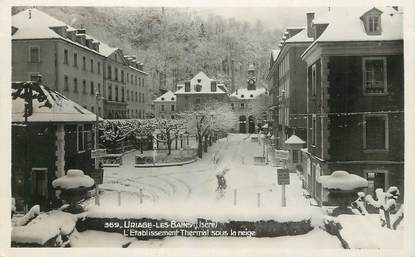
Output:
top-left (195, 84), bottom-right (202, 92)
top-left (361, 8), bottom-right (382, 35)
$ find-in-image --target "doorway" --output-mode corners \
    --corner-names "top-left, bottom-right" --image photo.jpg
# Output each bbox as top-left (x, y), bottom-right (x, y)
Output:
top-left (31, 168), bottom-right (49, 211)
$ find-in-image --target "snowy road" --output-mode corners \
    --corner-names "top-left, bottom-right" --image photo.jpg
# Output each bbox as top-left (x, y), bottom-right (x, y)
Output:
top-left (97, 133), bottom-right (311, 210)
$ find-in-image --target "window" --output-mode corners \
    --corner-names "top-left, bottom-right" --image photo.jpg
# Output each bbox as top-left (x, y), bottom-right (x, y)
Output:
top-left (292, 150), bottom-right (299, 163)
top-left (121, 88), bottom-right (125, 102)
top-left (108, 84), bottom-right (112, 100)
top-left (311, 115), bottom-right (317, 146)
top-left (368, 16), bottom-right (380, 33)
top-left (91, 106), bottom-right (95, 113)
top-left (171, 105), bottom-right (175, 111)
top-left (90, 59), bottom-right (94, 72)
top-left (73, 53), bottom-right (78, 67)
top-left (240, 103), bottom-right (245, 109)
top-left (311, 64), bottom-right (317, 96)
top-left (142, 78), bottom-right (145, 87)
top-left (29, 46), bottom-right (40, 63)
top-left (127, 73), bottom-right (129, 83)
top-left (115, 68), bottom-right (118, 81)
top-left (77, 125), bottom-right (85, 152)
top-left (98, 107), bottom-right (102, 116)
top-left (82, 56), bottom-right (86, 70)
top-left (107, 65), bottom-right (112, 79)
top-left (161, 105), bottom-right (165, 111)
top-left (127, 90), bottom-right (129, 101)
top-left (138, 77), bottom-right (141, 87)
top-left (363, 57), bottom-right (387, 95)
top-left (135, 76), bottom-right (137, 85)
top-left (121, 70), bottom-right (124, 83)
top-left (115, 85), bottom-right (119, 101)
top-left (363, 115), bottom-right (389, 150)
top-left (138, 92), bottom-right (141, 103)
top-left (231, 103), bottom-right (234, 110)
top-left (63, 49), bottom-right (68, 64)
top-left (73, 78), bottom-right (78, 93)
top-left (97, 62), bottom-right (101, 74)
top-left (64, 75), bottom-right (69, 91)
top-left (135, 92), bottom-right (138, 102)
top-left (195, 84), bottom-right (202, 92)
top-left (98, 83), bottom-right (101, 94)
top-left (90, 81), bottom-right (94, 95)
top-left (82, 80), bottom-right (87, 94)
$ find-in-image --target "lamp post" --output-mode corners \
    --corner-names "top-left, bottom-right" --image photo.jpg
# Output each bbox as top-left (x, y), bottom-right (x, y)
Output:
top-left (179, 132), bottom-right (183, 149)
top-left (184, 131), bottom-right (189, 148)
top-left (94, 91), bottom-right (104, 169)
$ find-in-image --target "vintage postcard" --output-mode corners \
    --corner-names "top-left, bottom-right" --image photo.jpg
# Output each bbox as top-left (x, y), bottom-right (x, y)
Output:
top-left (1, 0), bottom-right (414, 256)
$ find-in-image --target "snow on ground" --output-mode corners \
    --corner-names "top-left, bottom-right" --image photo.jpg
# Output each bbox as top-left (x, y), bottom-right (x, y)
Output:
top-left (336, 214), bottom-right (404, 249)
top-left (89, 133), bottom-right (314, 222)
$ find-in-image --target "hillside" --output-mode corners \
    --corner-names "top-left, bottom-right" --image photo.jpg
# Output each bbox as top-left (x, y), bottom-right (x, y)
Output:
top-left (12, 6), bottom-right (282, 93)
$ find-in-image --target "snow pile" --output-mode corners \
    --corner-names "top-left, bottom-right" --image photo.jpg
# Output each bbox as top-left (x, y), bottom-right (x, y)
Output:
top-left (13, 205), bottom-right (40, 226)
top-left (336, 214), bottom-right (404, 249)
top-left (11, 210), bottom-right (78, 245)
top-left (52, 169), bottom-right (95, 190)
top-left (317, 170), bottom-right (368, 190)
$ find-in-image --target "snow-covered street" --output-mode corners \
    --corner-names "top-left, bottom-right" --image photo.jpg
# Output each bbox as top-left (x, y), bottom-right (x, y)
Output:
top-left (96, 133), bottom-right (312, 212)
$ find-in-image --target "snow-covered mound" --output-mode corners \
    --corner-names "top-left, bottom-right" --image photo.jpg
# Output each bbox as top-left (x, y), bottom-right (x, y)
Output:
top-left (52, 169), bottom-right (95, 190)
top-left (11, 210), bottom-right (79, 245)
top-left (317, 170), bottom-right (368, 190)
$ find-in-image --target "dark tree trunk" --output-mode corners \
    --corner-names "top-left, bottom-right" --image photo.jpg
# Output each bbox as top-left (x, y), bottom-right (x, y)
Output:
top-left (209, 136), bottom-right (212, 146)
top-left (198, 138), bottom-right (203, 158)
top-left (204, 135), bottom-right (208, 153)
top-left (175, 134), bottom-right (178, 150)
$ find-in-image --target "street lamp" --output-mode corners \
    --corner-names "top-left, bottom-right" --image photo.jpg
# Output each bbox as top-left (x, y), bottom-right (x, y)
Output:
top-left (94, 91), bottom-right (104, 169)
top-left (184, 131), bottom-right (189, 148)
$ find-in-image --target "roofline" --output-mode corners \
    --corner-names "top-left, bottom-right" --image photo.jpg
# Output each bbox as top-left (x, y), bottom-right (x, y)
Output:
top-left (13, 37), bottom-right (105, 58)
top-left (128, 65), bottom-right (148, 75)
top-left (301, 39), bottom-right (404, 60)
top-left (174, 92), bottom-right (228, 95)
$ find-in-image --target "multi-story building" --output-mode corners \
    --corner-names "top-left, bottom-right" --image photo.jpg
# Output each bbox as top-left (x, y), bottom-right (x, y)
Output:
top-left (300, 7), bottom-right (404, 204)
top-left (153, 90), bottom-right (176, 119)
top-left (267, 25), bottom-right (312, 149)
top-left (12, 8), bottom-right (105, 116)
top-left (175, 72), bottom-right (228, 112)
top-left (12, 8), bottom-right (149, 120)
top-left (229, 64), bottom-right (270, 133)
top-left (125, 56), bottom-right (149, 119)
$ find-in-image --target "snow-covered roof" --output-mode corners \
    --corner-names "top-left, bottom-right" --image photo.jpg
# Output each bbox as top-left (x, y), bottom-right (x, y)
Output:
top-left (12, 82), bottom-right (98, 123)
top-left (230, 87), bottom-right (267, 100)
top-left (153, 90), bottom-right (176, 103)
top-left (285, 28), bottom-right (313, 43)
top-left (315, 7), bottom-right (402, 42)
top-left (271, 49), bottom-right (280, 61)
top-left (98, 41), bottom-right (118, 57)
top-left (317, 170), bottom-right (368, 190)
top-left (303, 6), bottom-right (402, 57)
top-left (175, 72), bottom-right (227, 95)
top-left (285, 135), bottom-right (306, 144)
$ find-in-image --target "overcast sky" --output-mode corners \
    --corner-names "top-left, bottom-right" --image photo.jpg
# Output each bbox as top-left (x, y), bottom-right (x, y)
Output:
top-left (194, 7), bottom-right (330, 31)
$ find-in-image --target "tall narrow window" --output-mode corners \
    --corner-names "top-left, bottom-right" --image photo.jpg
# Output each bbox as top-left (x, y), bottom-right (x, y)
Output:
top-left (108, 84), bottom-right (112, 101)
top-left (64, 75), bottom-right (69, 91)
top-left (115, 68), bottom-right (118, 81)
top-left (115, 85), bottom-right (119, 101)
top-left (90, 81), bottom-right (94, 95)
top-left (363, 115), bottom-right (388, 150)
top-left (311, 64), bottom-right (317, 96)
top-left (97, 62), bottom-right (101, 74)
top-left (363, 57), bottom-right (387, 95)
top-left (73, 53), bottom-right (78, 67)
top-left (82, 80), bottom-right (87, 94)
top-left (311, 115), bottom-right (317, 146)
top-left (90, 59), bottom-right (94, 72)
top-left (82, 56), bottom-right (86, 70)
top-left (73, 78), bottom-right (78, 93)
top-left (63, 49), bottom-right (68, 64)
top-left (107, 65), bottom-right (112, 79)
top-left (29, 46), bottom-right (40, 63)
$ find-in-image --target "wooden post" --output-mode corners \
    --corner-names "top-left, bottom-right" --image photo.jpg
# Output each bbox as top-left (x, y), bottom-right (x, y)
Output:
top-left (257, 192), bottom-right (261, 208)
top-left (95, 186), bottom-right (100, 206)
top-left (139, 188), bottom-right (143, 204)
top-left (118, 190), bottom-right (121, 206)
top-left (282, 185), bottom-right (286, 207)
top-left (233, 188), bottom-right (237, 206)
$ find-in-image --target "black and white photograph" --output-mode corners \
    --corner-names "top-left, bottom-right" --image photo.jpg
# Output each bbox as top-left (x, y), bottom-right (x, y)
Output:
top-left (2, 0), bottom-right (415, 255)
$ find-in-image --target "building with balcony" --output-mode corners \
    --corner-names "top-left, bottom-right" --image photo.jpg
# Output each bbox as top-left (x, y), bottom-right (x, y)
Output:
top-left (300, 7), bottom-right (404, 204)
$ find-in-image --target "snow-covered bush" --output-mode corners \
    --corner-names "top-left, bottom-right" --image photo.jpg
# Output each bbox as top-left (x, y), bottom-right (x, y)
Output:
top-left (364, 187), bottom-right (403, 230)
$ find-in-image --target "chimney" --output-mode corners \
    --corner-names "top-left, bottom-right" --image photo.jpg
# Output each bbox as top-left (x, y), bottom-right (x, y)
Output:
top-left (86, 38), bottom-right (93, 48)
top-left (77, 28), bottom-right (86, 34)
top-left (92, 41), bottom-right (100, 52)
top-left (306, 12), bottom-right (315, 38)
